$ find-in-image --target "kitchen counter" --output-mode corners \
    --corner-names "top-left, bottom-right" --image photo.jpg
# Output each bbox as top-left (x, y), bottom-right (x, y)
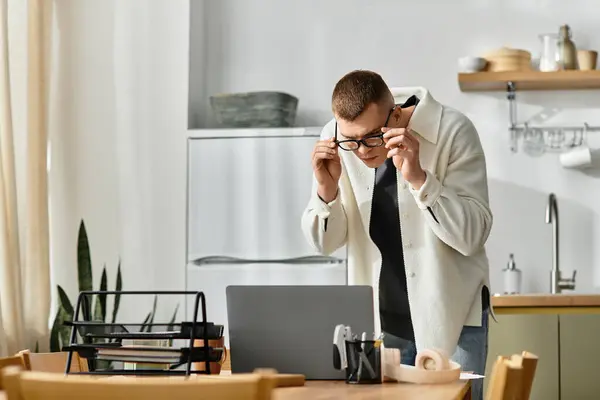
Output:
top-left (491, 294), bottom-right (600, 313)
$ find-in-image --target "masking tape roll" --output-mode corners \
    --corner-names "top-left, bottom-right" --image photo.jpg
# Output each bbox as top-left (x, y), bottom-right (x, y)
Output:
top-left (415, 349), bottom-right (450, 371)
top-left (385, 347), bottom-right (401, 366)
top-left (381, 346), bottom-right (402, 383)
top-left (383, 361), bottom-right (461, 384)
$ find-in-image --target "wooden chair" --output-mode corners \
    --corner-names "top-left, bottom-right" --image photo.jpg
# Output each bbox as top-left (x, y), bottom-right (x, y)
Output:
top-left (18, 350), bottom-right (89, 373)
top-left (1, 366), bottom-right (274, 400)
top-left (0, 354), bottom-right (26, 389)
top-left (485, 355), bottom-right (523, 400)
top-left (222, 349), bottom-right (231, 371)
top-left (518, 351), bottom-right (538, 400)
top-left (485, 351), bottom-right (538, 400)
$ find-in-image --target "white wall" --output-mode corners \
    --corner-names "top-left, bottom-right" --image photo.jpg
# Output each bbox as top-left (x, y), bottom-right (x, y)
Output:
top-left (49, 0), bottom-right (600, 334)
top-left (193, 0), bottom-right (600, 294)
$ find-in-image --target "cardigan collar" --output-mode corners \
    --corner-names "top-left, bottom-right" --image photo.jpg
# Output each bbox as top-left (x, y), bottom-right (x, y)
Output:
top-left (390, 86), bottom-right (443, 144)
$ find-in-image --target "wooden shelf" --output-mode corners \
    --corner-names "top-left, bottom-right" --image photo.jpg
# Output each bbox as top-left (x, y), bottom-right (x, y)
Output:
top-left (458, 70), bottom-right (600, 92)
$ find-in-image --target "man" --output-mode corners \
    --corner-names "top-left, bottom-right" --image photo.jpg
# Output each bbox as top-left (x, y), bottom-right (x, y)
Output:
top-left (301, 70), bottom-right (493, 399)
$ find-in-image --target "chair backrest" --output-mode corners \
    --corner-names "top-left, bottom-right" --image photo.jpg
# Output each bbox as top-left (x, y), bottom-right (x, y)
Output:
top-left (485, 355), bottom-right (523, 400)
top-left (518, 351), bottom-right (538, 400)
top-left (0, 355), bottom-right (26, 389)
top-left (18, 350), bottom-right (88, 373)
top-left (223, 350), bottom-right (232, 371)
top-left (2, 366), bottom-right (24, 400)
top-left (485, 351), bottom-right (538, 400)
top-left (1, 367), bottom-right (274, 400)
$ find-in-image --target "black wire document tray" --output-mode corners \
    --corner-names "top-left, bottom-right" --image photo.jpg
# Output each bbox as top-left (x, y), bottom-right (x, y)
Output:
top-left (64, 321), bottom-right (224, 340)
top-left (64, 343), bottom-right (224, 364)
top-left (63, 290), bottom-right (221, 376)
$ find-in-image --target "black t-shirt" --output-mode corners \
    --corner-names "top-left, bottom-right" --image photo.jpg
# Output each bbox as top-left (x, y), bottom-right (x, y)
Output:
top-left (370, 95), bottom-right (419, 341)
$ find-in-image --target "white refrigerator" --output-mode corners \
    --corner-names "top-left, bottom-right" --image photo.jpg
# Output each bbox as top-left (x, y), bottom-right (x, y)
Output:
top-left (185, 127), bottom-right (347, 345)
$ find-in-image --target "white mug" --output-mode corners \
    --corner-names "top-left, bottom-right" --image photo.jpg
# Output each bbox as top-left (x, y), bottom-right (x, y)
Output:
top-left (560, 146), bottom-right (593, 169)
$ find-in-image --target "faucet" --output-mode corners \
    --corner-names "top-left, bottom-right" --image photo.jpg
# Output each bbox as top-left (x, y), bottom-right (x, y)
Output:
top-left (545, 193), bottom-right (576, 294)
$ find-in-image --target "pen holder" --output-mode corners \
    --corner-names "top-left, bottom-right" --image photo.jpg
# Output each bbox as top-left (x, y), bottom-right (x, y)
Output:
top-left (344, 339), bottom-right (382, 384)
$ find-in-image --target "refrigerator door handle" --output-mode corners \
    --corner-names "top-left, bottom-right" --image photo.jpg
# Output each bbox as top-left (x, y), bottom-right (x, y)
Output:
top-left (190, 255), bottom-right (345, 266)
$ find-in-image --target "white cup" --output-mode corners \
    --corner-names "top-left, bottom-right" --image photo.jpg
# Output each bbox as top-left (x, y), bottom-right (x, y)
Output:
top-left (559, 146), bottom-right (593, 169)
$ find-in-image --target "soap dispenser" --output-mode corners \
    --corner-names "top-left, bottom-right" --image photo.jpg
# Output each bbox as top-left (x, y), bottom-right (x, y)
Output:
top-left (503, 254), bottom-right (522, 294)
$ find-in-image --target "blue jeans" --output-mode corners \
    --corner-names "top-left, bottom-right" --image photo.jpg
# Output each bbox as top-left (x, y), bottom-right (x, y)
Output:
top-left (383, 309), bottom-right (489, 400)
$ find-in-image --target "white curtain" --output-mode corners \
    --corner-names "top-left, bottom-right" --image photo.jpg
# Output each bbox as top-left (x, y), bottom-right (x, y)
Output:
top-left (0, 0), bottom-right (190, 356)
top-left (47, 0), bottom-right (189, 326)
top-left (0, 0), bottom-right (52, 356)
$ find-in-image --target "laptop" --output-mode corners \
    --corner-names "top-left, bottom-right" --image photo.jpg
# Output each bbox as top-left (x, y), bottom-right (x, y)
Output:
top-left (226, 285), bottom-right (374, 380)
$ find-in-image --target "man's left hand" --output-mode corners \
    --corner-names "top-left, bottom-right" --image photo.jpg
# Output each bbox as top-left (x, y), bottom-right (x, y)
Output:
top-left (382, 127), bottom-right (426, 190)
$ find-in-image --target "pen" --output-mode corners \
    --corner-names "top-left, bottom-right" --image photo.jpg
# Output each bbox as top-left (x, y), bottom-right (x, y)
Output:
top-left (357, 332), bottom-right (367, 381)
top-left (372, 332), bottom-right (384, 348)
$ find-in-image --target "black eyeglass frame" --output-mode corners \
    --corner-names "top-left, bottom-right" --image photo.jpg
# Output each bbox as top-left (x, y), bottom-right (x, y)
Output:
top-left (334, 105), bottom-right (397, 151)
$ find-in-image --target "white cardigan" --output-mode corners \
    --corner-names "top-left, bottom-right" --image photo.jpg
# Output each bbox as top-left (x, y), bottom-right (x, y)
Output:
top-left (301, 87), bottom-right (494, 357)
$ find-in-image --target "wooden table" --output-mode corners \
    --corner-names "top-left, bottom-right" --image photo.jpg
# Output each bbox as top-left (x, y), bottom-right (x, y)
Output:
top-left (0, 378), bottom-right (471, 400)
top-left (274, 380), bottom-right (471, 400)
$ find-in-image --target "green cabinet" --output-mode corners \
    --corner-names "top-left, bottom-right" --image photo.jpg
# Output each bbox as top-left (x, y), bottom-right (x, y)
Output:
top-left (559, 314), bottom-right (600, 400)
top-left (486, 312), bottom-right (600, 400)
top-left (485, 314), bottom-right (560, 400)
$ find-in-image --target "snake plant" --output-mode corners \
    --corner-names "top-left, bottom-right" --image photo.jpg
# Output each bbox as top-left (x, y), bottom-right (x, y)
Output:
top-left (50, 219), bottom-right (179, 356)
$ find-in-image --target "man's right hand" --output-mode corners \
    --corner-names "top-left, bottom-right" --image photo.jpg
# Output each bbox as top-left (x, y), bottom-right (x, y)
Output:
top-left (312, 137), bottom-right (342, 203)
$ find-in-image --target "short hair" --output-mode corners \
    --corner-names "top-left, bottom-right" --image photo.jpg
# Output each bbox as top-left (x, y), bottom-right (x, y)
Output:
top-left (331, 70), bottom-right (392, 121)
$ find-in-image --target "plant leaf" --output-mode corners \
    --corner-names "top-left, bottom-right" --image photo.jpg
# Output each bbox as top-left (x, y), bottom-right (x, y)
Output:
top-left (93, 296), bottom-right (102, 322)
top-left (82, 296), bottom-right (93, 322)
top-left (166, 304), bottom-right (179, 347)
top-left (54, 286), bottom-right (76, 351)
top-left (166, 304), bottom-right (179, 331)
top-left (56, 285), bottom-right (77, 347)
top-left (145, 295), bottom-right (158, 333)
top-left (93, 266), bottom-right (108, 322)
top-left (95, 359), bottom-right (113, 371)
top-left (50, 309), bottom-right (61, 352)
top-left (57, 285), bottom-right (74, 317)
top-left (140, 312), bottom-right (152, 333)
top-left (93, 265), bottom-right (106, 322)
top-left (77, 219), bottom-right (93, 292)
top-left (141, 313), bottom-right (151, 325)
top-left (58, 306), bottom-right (72, 349)
top-left (77, 220), bottom-right (93, 320)
top-left (111, 261), bottom-right (122, 323)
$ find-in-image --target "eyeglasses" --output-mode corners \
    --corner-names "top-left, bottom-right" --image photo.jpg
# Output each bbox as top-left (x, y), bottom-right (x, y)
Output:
top-left (334, 106), bottom-right (396, 151)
